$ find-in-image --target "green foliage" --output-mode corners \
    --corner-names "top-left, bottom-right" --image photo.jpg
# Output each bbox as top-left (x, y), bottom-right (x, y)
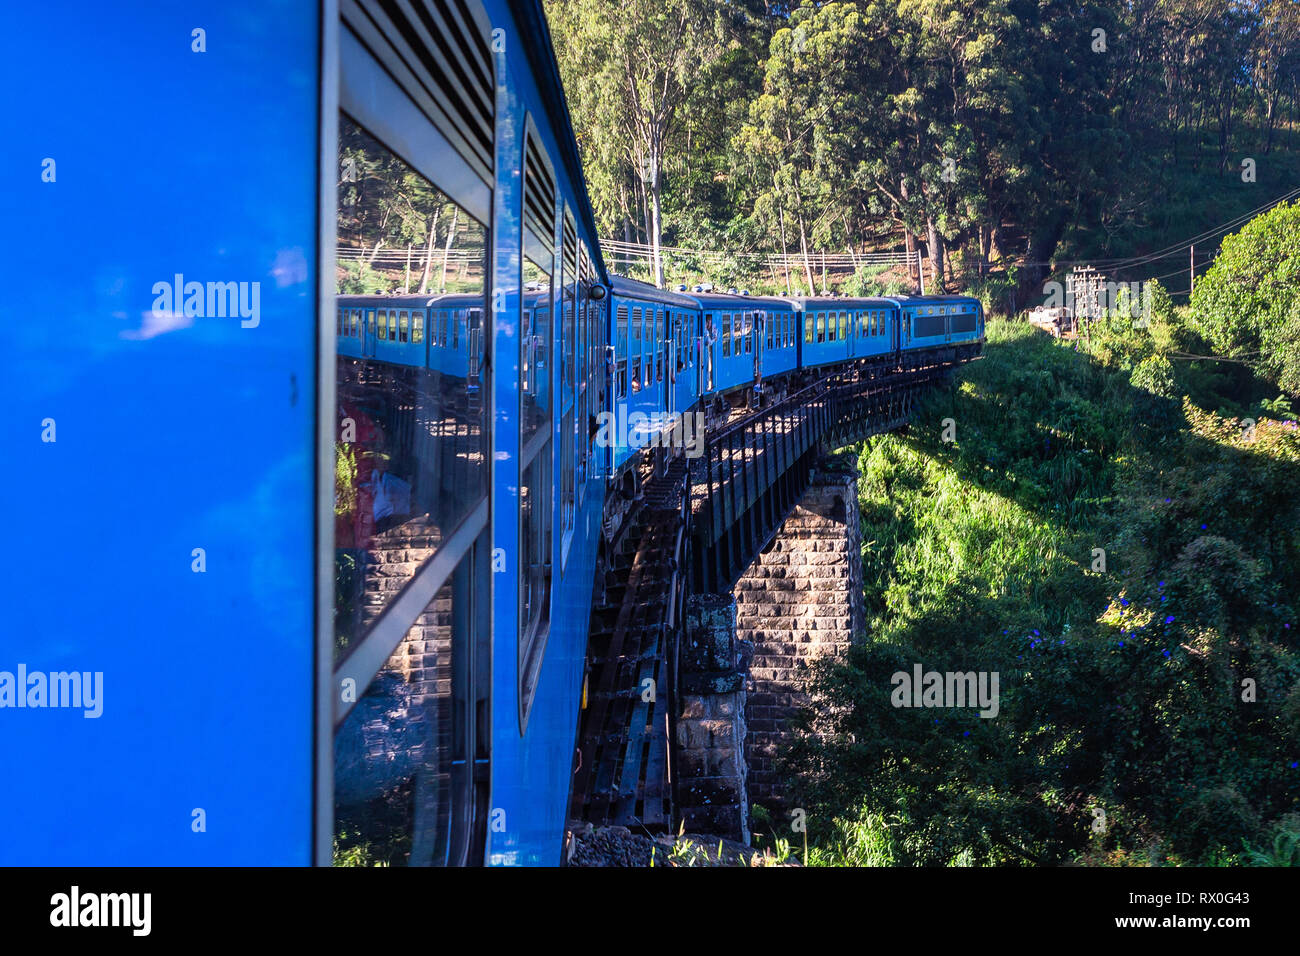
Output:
top-left (1243, 816), bottom-right (1300, 866)
top-left (789, 320), bottom-right (1300, 867)
top-left (338, 258), bottom-right (388, 294)
top-left (1191, 200), bottom-right (1300, 396)
top-left (332, 829), bottom-right (392, 867)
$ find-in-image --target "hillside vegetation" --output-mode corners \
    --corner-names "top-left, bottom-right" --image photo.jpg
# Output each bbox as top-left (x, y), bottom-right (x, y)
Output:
top-left (784, 306), bottom-right (1300, 866)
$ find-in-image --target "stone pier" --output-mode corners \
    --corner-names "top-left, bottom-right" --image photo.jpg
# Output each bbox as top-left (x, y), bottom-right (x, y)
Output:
top-left (736, 461), bottom-right (864, 811)
top-left (673, 458), bottom-right (865, 841)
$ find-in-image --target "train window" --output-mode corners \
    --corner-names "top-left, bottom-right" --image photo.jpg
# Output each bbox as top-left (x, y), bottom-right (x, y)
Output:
top-left (576, 240), bottom-right (594, 501)
top-left (656, 310), bottom-right (665, 381)
top-left (560, 207), bottom-right (578, 551)
top-left (333, 0), bottom-right (497, 865)
top-left (616, 305), bottom-right (628, 398)
top-left (522, 258), bottom-right (552, 445)
top-left (333, 115), bottom-right (489, 660)
top-left (522, 132), bottom-right (560, 718)
top-left (804, 312), bottom-right (813, 344)
top-left (839, 312), bottom-right (847, 340)
top-left (722, 313), bottom-right (731, 357)
top-left (631, 307), bottom-right (642, 390)
top-left (412, 311), bottom-right (424, 344)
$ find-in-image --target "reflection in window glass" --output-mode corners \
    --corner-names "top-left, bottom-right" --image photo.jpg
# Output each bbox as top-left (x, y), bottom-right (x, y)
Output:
top-left (333, 115), bottom-right (488, 661)
top-left (522, 256), bottom-right (551, 445)
top-left (333, 564), bottom-right (465, 867)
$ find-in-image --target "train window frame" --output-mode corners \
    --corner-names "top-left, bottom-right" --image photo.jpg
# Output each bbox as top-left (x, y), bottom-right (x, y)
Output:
top-left (522, 122), bottom-right (561, 736)
top-left (399, 310), bottom-right (409, 343)
top-left (560, 205), bottom-right (578, 564)
top-left (656, 309), bottom-right (665, 382)
top-left (804, 311), bottom-right (814, 344)
top-left (331, 1), bottom-right (498, 863)
top-left (631, 306), bottom-right (642, 389)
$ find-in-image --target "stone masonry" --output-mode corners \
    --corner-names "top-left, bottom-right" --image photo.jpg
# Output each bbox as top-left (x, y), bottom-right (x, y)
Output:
top-left (737, 461), bottom-right (864, 810)
top-left (675, 595), bottom-right (752, 843)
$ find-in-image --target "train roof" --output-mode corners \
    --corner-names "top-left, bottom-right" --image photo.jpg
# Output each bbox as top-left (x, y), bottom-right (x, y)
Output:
top-left (685, 290), bottom-right (796, 310)
top-left (336, 293), bottom-right (482, 307)
top-left (781, 295), bottom-right (899, 310)
top-left (889, 294), bottom-right (983, 308)
top-left (609, 274), bottom-right (701, 308)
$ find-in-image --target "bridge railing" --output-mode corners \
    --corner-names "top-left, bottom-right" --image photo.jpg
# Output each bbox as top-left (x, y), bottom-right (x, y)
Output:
top-left (691, 361), bottom-right (954, 593)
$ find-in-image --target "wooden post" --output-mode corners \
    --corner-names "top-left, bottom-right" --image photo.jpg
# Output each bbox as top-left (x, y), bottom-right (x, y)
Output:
top-left (917, 249), bottom-right (926, 295)
top-left (404, 244), bottom-right (411, 294)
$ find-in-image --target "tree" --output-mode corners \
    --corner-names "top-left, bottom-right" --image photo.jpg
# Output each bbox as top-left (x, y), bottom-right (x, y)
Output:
top-left (1190, 200), bottom-right (1300, 395)
top-left (547, 0), bottom-right (736, 286)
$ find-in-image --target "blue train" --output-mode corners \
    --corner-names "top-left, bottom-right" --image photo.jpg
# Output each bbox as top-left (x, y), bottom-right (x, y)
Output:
top-left (1, 0), bottom-right (980, 867)
top-left (604, 277), bottom-right (982, 475)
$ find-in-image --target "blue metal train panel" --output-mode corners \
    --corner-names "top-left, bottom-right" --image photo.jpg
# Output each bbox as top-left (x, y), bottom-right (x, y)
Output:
top-left (788, 296), bottom-right (901, 370)
top-left (0, 0), bottom-right (322, 865)
top-left (483, 0), bottom-right (610, 867)
top-left (891, 295), bottom-right (984, 352)
top-left (608, 276), bottom-right (700, 471)
top-left (690, 292), bottom-right (795, 396)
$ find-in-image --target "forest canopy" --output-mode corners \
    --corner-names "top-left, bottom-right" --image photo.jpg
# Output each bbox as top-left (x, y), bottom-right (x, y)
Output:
top-left (546, 0), bottom-right (1300, 296)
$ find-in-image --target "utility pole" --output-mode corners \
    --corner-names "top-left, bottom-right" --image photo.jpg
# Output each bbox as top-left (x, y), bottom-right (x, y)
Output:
top-left (917, 249), bottom-right (926, 295)
top-left (1190, 245), bottom-right (1195, 294)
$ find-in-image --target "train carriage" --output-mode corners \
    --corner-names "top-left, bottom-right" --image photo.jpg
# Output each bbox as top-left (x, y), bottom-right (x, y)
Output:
top-left (329, 0), bottom-right (616, 868)
top-left (607, 275), bottom-right (701, 474)
top-left (787, 295), bottom-right (901, 370)
top-left (890, 294), bottom-right (984, 360)
top-left (690, 291), bottom-right (798, 398)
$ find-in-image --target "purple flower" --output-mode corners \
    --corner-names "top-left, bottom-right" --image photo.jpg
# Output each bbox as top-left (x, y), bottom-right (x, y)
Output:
top-left (1201, 524), bottom-right (1207, 530)
top-left (1165, 616), bottom-right (1175, 624)
top-left (1162, 649), bottom-right (1171, 658)
top-left (1121, 598), bottom-right (1130, 607)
